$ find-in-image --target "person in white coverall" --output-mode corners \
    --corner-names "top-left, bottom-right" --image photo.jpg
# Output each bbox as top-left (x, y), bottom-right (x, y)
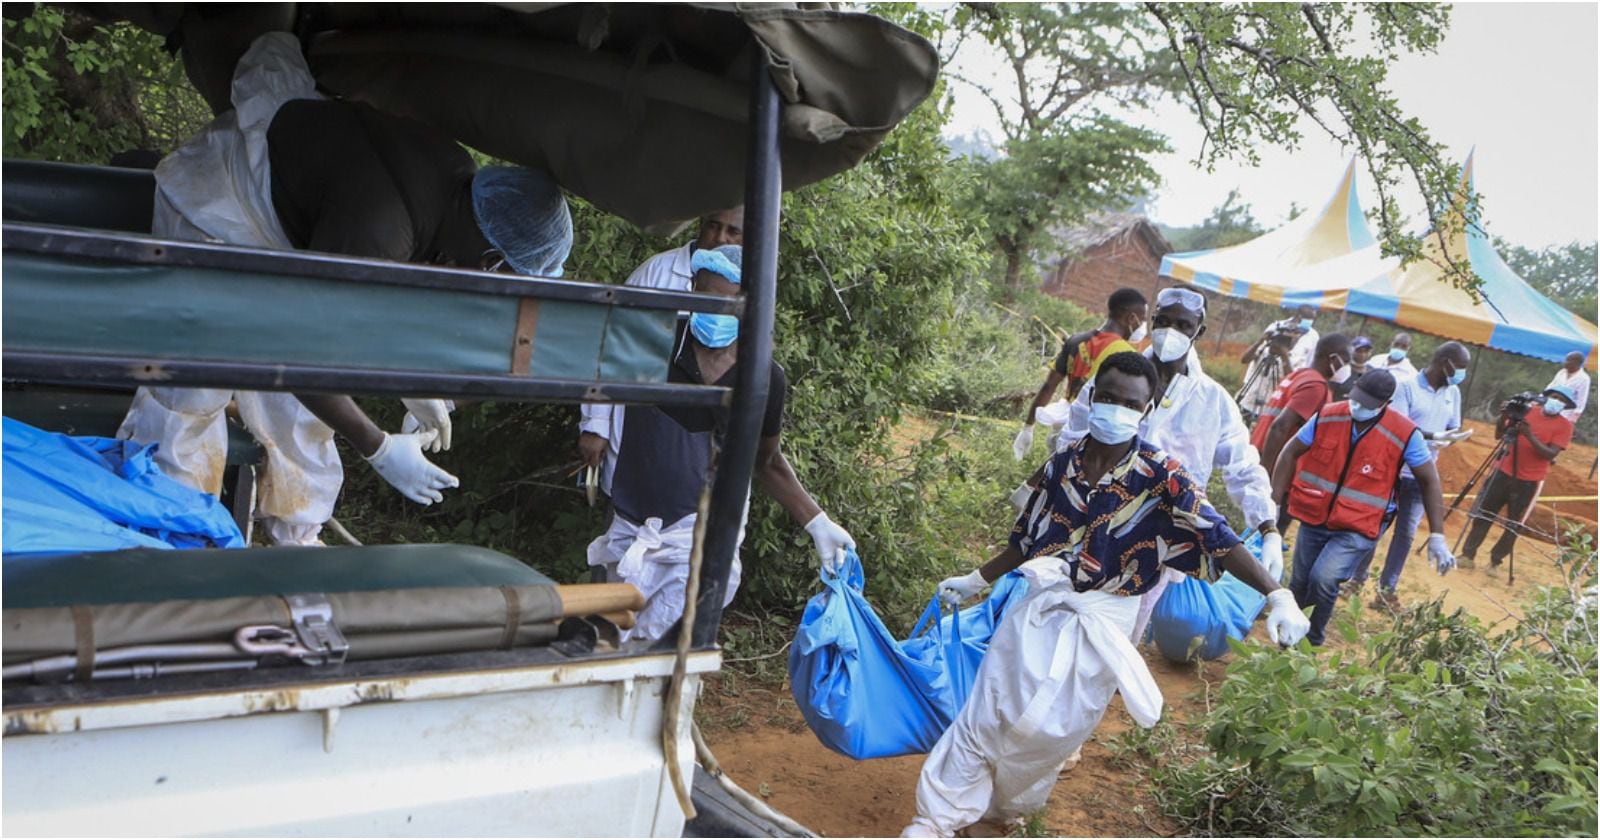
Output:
top-left (908, 351), bottom-right (1309, 838)
top-left (1051, 286), bottom-right (1285, 643)
top-left (118, 33), bottom-right (572, 544)
top-left (577, 244), bottom-right (855, 642)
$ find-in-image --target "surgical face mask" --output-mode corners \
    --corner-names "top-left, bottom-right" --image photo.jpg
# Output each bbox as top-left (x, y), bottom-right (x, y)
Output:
top-left (1299, 318), bottom-right (1315, 331)
top-left (1330, 361), bottom-right (1352, 385)
top-left (1150, 328), bottom-right (1192, 363)
top-left (1128, 320), bottom-right (1148, 343)
top-left (689, 312), bottom-right (739, 348)
top-left (1448, 367), bottom-right (1467, 386)
top-left (1087, 402), bottom-right (1144, 445)
top-left (1388, 348), bottom-right (1408, 362)
top-left (1350, 403), bottom-right (1383, 422)
top-left (1543, 400), bottom-right (1564, 416)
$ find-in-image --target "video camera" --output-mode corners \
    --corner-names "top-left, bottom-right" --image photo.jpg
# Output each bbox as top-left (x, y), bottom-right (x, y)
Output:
top-left (1262, 320), bottom-right (1302, 351)
top-left (1501, 391), bottom-right (1542, 422)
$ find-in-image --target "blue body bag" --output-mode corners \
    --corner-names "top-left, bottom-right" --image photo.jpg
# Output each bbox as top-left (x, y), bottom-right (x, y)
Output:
top-left (789, 550), bottom-right (1028, 759)
top-left (2, 417), bottom-right (244, 556)
top-left (1148, 531), bottom-right (1268, 662)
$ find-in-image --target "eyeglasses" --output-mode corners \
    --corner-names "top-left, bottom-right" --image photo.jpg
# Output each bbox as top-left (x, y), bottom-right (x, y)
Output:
top-left (1156, 287), bottom-right (1206, 314)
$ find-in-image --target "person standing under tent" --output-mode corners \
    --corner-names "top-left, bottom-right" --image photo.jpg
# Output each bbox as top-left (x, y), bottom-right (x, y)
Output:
top-left (117, 32), bottom-right (572, 544)
top-left (1237, 304), bottom-right (1318, 420)
top-left (1351, 342), bottom-right (1473, 609)
top-left (1547, 351), bottom-right (1590, 423)
top-left (1249, 333), bottom-right (1352, 476)
top-left (1371, 332), bottom-right (1418, 380)
top-left (1335, 336), bottom-right (1374, 399)
top-left (1269, 369), bottom-right (1456, 646)
top-left (1011, 288), bottom-right (1148, 463)
top-left (1051, 286), bottom-right (1285, 644)
top-left (1459, 385), bottom-right (1577, 570)
top-left (906, 352), bottom-right (1309, 838)
top-left (578, 246), bottom-right (856, 642)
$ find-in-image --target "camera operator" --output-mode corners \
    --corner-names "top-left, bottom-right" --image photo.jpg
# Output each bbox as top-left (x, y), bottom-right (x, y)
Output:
top-left (1459, 385), bottom-right (1578, 570)
top-left (1238, 304), bottom-right (1318, 420)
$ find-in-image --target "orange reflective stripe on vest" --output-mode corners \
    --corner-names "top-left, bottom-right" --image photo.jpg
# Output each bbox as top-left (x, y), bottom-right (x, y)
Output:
top-left (1287, 401), bottom-right (1419, 539)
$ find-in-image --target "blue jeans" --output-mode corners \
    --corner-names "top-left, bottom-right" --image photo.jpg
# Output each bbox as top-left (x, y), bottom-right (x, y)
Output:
top-left (1351, 477), bottom-right (1421, 591)
top-left (1290, 523), bottom-right (1378, 646)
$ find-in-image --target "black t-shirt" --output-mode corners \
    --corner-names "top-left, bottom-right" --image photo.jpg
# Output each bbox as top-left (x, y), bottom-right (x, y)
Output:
top-left (267, 99), bottom-right (480, 264)
top-left (609, 323), bottom-right (786, 525)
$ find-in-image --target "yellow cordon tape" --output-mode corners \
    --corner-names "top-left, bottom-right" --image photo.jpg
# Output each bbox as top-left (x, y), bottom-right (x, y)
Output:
top-left (920, 408), bottom-right (1016, 429)
top-left (1458, 494), bottom-right (1598, 503)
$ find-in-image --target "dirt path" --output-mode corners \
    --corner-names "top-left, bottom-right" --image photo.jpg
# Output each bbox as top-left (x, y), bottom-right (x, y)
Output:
top-left (698, 416), bottom-right (1596, 838)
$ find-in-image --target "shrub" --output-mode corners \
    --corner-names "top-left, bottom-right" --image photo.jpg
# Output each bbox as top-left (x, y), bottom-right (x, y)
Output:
top-left (1129, 535), bottom-right (1598, 837)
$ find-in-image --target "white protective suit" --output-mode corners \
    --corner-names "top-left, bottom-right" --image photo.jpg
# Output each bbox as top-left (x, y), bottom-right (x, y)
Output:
top-left (580, 400), bottom-right (746, 642)
top-left (1053, 348), bottom-right (1276, 643)
top-left (115, 33), bottom-right (340, 546)
top-left (904, 560), bottom-right (1162, 837)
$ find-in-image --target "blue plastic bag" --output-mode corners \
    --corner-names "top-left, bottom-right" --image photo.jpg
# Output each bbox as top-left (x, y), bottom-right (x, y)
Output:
top-left (2, 417), bottom-right (244, 556)
top-left (1149, 532), bottom-right (1268, 662)
top-left (789, 551), bottom-right (1027, 759)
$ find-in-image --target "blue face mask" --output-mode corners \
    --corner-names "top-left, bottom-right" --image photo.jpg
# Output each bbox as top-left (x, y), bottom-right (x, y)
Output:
top-left (1087, 402), bottom-right (1145, 445)
top-left (689, 312), bottom-right (739, 348)
top-left (1448, 367), bottom-right (1467, 386)
top-left (1299, 318), bottom-right (1315, 330)
top-left (1350, 403), bottom-right (1383, 422)
top-left (1388, 348), bottom-right (1407, 362)
top-left (1543, 400), bottom-right (1564, 416)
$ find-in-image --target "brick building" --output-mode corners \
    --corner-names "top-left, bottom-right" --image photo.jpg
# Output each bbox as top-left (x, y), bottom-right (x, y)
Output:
top-left (1042, 213), bottom-right (1173, 312)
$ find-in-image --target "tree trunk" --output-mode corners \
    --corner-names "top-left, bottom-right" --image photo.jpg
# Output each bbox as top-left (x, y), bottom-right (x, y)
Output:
top-left (1003, 247), bottom-right (1024, 290)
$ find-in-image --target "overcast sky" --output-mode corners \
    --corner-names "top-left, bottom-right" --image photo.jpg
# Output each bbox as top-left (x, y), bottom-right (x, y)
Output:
top-left (943, 3), bottom-right (1598, 250)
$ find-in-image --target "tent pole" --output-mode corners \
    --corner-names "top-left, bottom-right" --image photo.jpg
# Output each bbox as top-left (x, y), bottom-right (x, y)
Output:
top-left (1460, 348), bottom-right (1484, 412)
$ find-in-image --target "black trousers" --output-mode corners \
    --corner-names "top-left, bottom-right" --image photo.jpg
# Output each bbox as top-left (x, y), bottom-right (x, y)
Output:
top-left (1461, 470), bottom-right (1539, 562)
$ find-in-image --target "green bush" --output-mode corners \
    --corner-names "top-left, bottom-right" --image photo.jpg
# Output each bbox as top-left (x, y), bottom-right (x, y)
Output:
top-left (1125, 537), bottom-right (1599, 837)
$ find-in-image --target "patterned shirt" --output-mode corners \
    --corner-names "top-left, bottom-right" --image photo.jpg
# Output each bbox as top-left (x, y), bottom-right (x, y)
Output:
top-left (1010, 437), bottom-right (1242, 595)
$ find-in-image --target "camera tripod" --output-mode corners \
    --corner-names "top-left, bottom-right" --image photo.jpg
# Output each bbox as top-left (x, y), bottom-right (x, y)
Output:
top-left (1234, 348), bottom-right (1286, 422)
top-left (1443, 424), bottom-right (1524, 583)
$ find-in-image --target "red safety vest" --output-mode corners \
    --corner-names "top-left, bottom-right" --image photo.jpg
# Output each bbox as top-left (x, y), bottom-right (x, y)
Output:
top-left (1288, 401), bottom-right (1418, 539)
top-left (1249, 367), bottom-right (1329, 451)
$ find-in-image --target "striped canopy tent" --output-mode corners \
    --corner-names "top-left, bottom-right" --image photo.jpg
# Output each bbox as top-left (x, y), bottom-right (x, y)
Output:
top-left (1159, 158), bottom-right (1393, 309)
top-left (1344, 153), bottom-right (1599, 368)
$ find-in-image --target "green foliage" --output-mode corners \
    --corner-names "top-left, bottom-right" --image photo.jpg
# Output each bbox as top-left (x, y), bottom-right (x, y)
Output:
top-left (3, 6), bottom-right (209, 163)
top-left (1130, 542), bottom-right (1599, 837)
top-left (1162, 190), bottom-right (1265, 252)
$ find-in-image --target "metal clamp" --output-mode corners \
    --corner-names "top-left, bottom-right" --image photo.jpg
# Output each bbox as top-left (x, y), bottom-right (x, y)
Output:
top-left (283, 593), bottom-right (350, 666)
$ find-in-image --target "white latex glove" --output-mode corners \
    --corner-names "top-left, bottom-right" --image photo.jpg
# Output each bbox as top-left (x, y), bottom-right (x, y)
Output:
top-left (1259, 531), bottom-right (1285, 582)
top-left (400, 398), bottom-right (454, 452)
top-left (1438, 428), bottom-right (1474, 443)
top-left (1426, 533), bottom-right (1456, 576)
top-left (1010, 481), bottom-right (1034, 512)
top-left (803, 512), bottom-right (855, 572)
top-left (1011, 423), bottom-right (1035, 461)
top-left (1264, 588), bottom-right (1310, 647)
top-left (365, 430), bottom-right (460, 505)
top-left (938, 570), bottom-right (989, 607)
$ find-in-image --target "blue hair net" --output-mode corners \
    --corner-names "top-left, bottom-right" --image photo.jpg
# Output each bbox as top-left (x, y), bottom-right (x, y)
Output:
top-left (471, 166), bottom-right (573, 278)
top-left (691, 244), bottom-right (742, 285)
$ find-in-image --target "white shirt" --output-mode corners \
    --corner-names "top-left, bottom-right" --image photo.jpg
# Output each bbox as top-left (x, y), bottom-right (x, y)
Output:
top-left (1389, 371), bottom-right (1459, 479)
top-left (1548, 367), bottom-right (1590, 422)
top-left (1372, 353), bottom-right (1418, 381)
top-left (1289, 327), bottom-right (1319, 371)
top-left (579, 241), bottom-right (695, 490)
top-left (1057, 349), bottom-right (1277, 528)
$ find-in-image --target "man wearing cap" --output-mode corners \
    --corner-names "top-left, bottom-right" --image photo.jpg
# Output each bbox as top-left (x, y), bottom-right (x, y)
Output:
top-left (1250, 333), bottom-right (1353, 476)
top-left (1459, 385), bottom-right (1578, 570)
top-left (1349, 342), bottom-right (1472, 610)
top-left (1546, 351), bottom-right (1590, 423)
top-left (1050, 285), bottom-right (1284, 642)
top-left (1371, 333), bottom-right (1418, 380)
top-left (581, 245), bottom-right (857, 642)
top-left (1335, 337), bottom-right (1375, 400)
top-left (117, 32), bottom-right (572, 544)
top-left (1269, 369), bottom-right (1456, 645)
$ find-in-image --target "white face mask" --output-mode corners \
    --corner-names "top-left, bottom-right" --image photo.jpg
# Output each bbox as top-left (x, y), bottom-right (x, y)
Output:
top-left (1150, 328), bottom-right (1192, 363)
top-left (1128, 320), bottom-right (1149, 343)
top-left (1087, 402), bottom-right (1145, 445)
top-left (1330, 361), bottom-right (1352, 385)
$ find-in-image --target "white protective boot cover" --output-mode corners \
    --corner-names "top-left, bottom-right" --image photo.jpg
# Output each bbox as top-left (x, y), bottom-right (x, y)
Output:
top-left (905, 563), bottom-right (1164, 837)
